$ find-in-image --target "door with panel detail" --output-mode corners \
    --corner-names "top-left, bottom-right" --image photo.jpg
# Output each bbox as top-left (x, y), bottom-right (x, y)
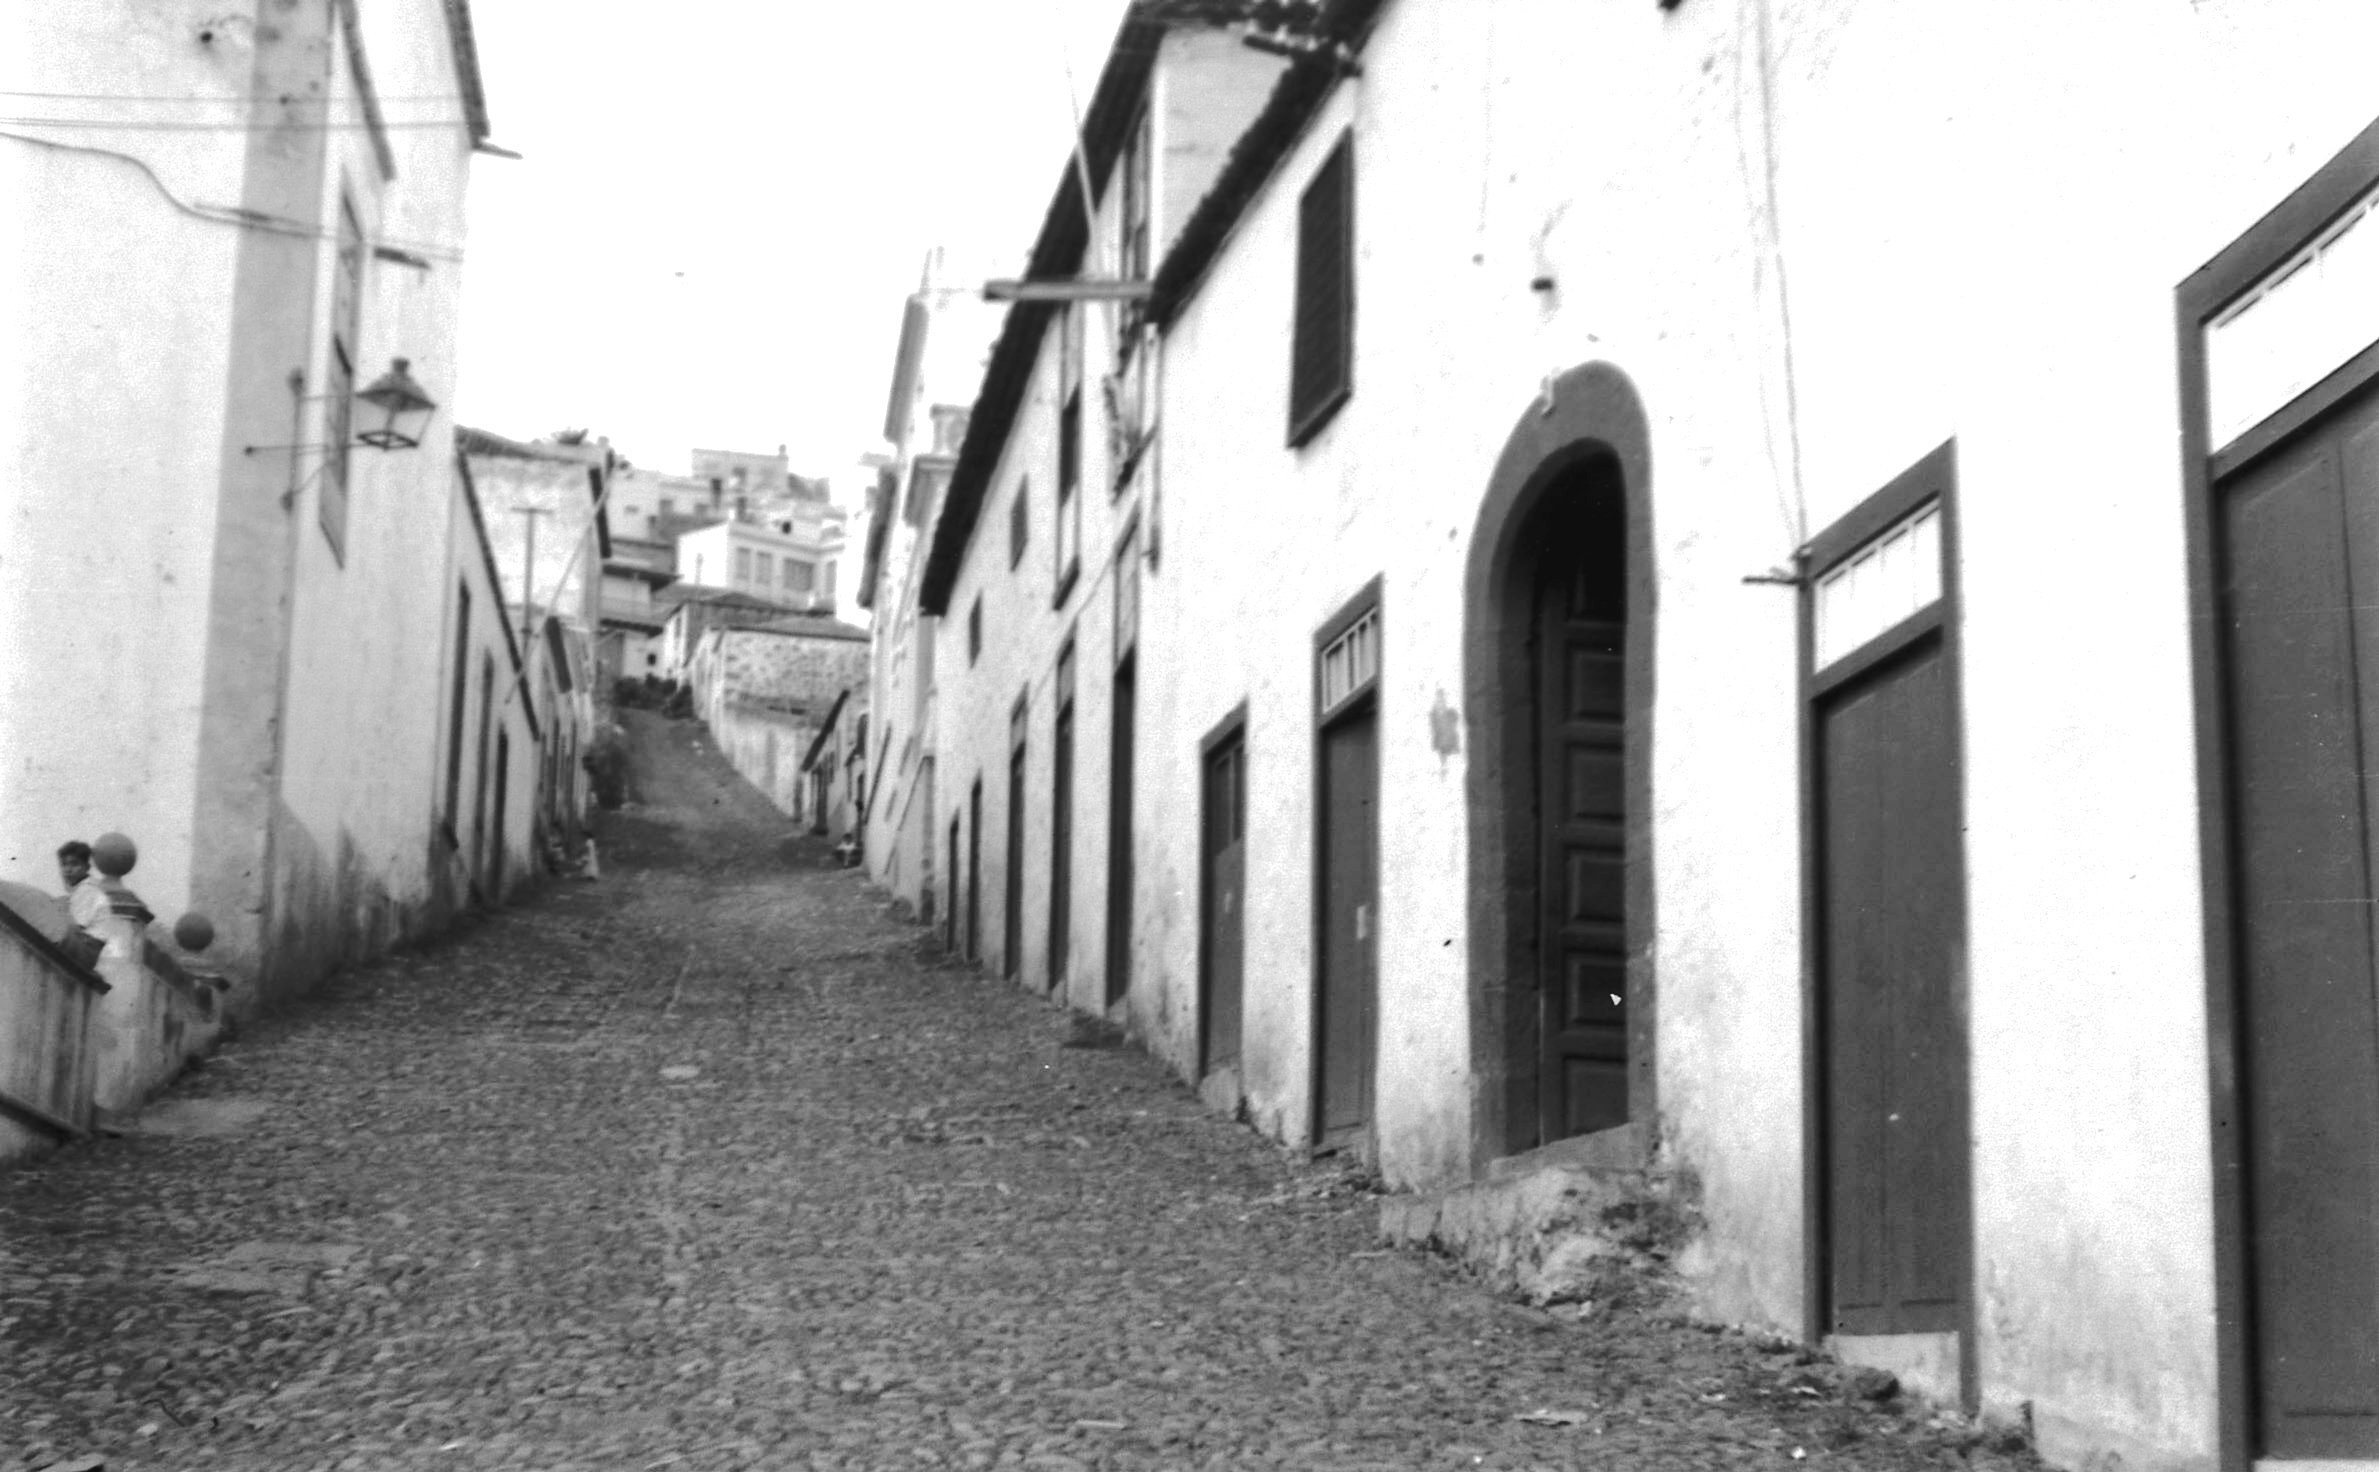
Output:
top-left (1537, 515), bottom-right (1629, 1141)
top-left (1808, 458), bottom-right (1970, 1343)
top-left (2218, 386), bottom-right (2379, 1458)
top-left (1317, 709), bottom-right (1378, 1145)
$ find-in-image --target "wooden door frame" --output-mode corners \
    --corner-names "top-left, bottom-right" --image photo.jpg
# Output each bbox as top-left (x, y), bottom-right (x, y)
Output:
top-left (1050, 636), bottom-right (1077, 997)
top-left (1462, 362), bottom-right (1658, 1168)
top-left (968, 777), bottom-right (982, 964)
top-left (1005, 690), bottom-right (1028, 981)
top-left (1310, 577), bottom-right (1383, 1151)
top-left (1106, 651), bottom-right (1138, 1009)
top-left (1198, 700), bottom-right (1250, 1079)
top-left (2176, 110), bottom-right (2379, 1472)
top-left (1795, 440), bottom-right (1975, 1410)
top-left (946, 813), bottom-right (961, 954)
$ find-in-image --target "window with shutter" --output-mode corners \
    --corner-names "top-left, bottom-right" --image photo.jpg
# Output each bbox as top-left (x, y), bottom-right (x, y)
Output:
top-left (1289, 133), bottom-right (1355, 447)
top-left (1010, 477), bottom-right (1030, 569)
top-left (322, 188), bottom-right (365, 558)
top-left (1056, 308), bottom-right (1084, 605)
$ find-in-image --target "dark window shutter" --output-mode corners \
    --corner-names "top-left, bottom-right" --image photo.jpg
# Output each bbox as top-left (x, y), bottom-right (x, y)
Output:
top-left (1289, 134), bottom-right (1355, 446)
top-left (1009, 478), bottom-right (1029, 568)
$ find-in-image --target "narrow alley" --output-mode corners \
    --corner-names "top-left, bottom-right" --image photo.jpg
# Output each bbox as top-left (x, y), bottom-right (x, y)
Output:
top-left (4, 716), bottom-right (2028, 1472)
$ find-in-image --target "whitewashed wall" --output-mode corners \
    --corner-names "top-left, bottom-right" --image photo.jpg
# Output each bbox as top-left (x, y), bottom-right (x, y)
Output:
top-left (272, 0), bottom-right (482, 983)
top-left (0, 1), bottom-right (257, 916)
top-left (1130, 1), bottom-right (2379, 1466)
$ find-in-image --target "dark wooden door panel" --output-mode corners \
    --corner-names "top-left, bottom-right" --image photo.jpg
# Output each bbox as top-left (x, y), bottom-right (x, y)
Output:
top-left (1821, 644), bottom-right (1965, 1336)
top-left (1201, 740), bottom-right (1245, 1077)
top-left (968, 782), bottom-right (982, 964)
top-left (1051, 704), bottom-right (1073, 992)
top-left (2220, 414), bottom-right (2379, 1456)
top-left (1540, 580), bottom-right (1629, 1143)
top-left (1005, 748), bottom-right (1025, 980)
top-left (1107, 663), bottom-right (1136, 1008)
top-left (1318, 710), bottom-right (1378, 1140)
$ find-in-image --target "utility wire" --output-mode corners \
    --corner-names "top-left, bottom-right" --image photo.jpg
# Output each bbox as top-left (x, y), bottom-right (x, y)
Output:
top-left (0, 88), bottom-right (475, 102)
top-left (0, 128), bottom-right (467, 263)
top-left (0, 115), bottom-right (478, 132)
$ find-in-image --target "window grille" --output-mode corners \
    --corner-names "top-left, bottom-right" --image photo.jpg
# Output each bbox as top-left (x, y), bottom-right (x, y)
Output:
top-left (1319, 607), bottom-right (1378, 715)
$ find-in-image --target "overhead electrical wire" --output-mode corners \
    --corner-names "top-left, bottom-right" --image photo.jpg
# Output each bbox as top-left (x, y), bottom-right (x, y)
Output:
top-left (0, 128), bottom-right (468, 263)
top-left (0, 89), bottom-right (476, 102)
top-left (0, 115), bottom-right (479, 132)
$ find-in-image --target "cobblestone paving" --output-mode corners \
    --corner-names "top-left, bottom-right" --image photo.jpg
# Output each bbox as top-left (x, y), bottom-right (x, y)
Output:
top-left (3, 713), bottom-right (2045, 1472)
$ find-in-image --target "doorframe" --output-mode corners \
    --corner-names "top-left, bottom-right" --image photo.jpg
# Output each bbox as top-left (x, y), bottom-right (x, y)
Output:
top-left (2176, 110), bottom-right (2379, 1472)
top-left (1005, 689), bottom-right (1028, 981)
top-left (1310, 576), bottom-right (1383, 1152)
top-left (1198, 699), bottom-right (1250, 1080)
top-left (1462, 361), bottom-right (1657, 1169)
top-left (1049, 634), bottom-right (1078, 997)
top-left (1794, 441), bottom-right (1976, 1411)
top-left (968, 776), bottom-right (982, 965)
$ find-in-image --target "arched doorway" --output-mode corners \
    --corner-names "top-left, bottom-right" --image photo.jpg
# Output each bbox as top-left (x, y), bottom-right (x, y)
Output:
top-left (1464, 362), bottom-right (1655, 1164)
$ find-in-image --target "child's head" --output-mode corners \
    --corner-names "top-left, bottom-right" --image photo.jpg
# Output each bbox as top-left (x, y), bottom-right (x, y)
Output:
top-left (56, 840), bottom-right (91, 889)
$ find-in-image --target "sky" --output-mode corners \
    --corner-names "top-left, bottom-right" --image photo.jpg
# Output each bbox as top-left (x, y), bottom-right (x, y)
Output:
top-left (450, 0), bottom-right (1133, 493)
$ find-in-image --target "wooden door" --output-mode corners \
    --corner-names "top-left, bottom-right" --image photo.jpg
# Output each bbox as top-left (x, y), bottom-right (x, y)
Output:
top-left (1201, 734), bottom-right (1246, 1076)
top-left (967, 779), bottom-right (982, 964)
top-left (946, 816), bottom-right (960, 954)
top-left (1537, 519), bottom-right (1629, 1141)
top-left (488, 729), bottom-right (510, 898)
top-left (1107, 656), bottom-right (1137, 1007)
top-left (1005, 738), bottom-right (1025, 980)
top-left (1050, 671), bottom-right (1075, 994)
top-left (1818, 642), bottom-right (1966, 1336)
top-left (1317, 707), bottom-right (1379, 1145)
top-left (2218, 388), bottom-right (2379, 1457)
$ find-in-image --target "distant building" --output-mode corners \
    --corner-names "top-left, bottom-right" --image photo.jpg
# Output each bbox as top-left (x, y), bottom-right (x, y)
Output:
top-left (605, 464), bottom-right (712, 545)
top-left (687, 614), bottom-right (872, 827)
top-left (676, 518), bottom-right (839, 611)
top-left (597, 560), bottom-right (676, 685)
top-left (800, 690), bottom-right (869, 842)
top-left (455, 428), bottom-right (611, 644)
top-left (858, 247), bottom-right (1003, 919)
top-left (653, 585), bottom-right (799, 681)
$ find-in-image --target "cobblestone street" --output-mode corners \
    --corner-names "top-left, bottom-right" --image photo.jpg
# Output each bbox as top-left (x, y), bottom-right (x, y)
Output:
top-left (3, 715), bottom-right (2039, 1472)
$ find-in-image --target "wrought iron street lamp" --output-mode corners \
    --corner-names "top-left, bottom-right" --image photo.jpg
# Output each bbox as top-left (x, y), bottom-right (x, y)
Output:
top-left (352, 357), bottom-right (438, 449)
top-left (243, 357), bottom-right (441, 457)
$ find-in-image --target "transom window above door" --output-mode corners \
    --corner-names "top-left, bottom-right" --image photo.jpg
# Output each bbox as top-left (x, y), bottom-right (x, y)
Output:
top-left (2206, 179), bottom-right (2379, 448)
top-left (1811, 501), bottom-right (1942, 671)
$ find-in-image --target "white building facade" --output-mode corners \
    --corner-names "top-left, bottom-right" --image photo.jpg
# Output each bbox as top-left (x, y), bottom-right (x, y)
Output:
top-left (0, 0), bottom-right (514, 999)
top-left (898, 2), bottom-right (2379, 1469)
